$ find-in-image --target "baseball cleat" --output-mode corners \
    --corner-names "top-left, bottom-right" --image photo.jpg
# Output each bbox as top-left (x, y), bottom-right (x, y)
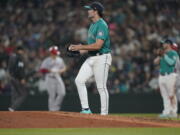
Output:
top-left (8, 107), bottom-right (15, 112)
top-left (101, 113), bottom-right (108, 116)
top-left (80, 109), bottom-right (92, 114)
top-left (158, 114), bottom-right (170, 118)
top-left (169, 113), bottom-right (178, 118)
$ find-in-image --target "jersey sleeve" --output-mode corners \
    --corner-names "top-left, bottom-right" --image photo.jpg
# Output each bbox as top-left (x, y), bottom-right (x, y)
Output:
top-left (96, 24), bottom-right (107, 41)
top-left (164, 52), bottom-right (178, 66)
top-left (40, 59), bottom-right (49, 69)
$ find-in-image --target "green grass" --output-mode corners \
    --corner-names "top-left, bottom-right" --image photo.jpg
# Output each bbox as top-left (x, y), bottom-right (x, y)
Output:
top-left (0, 128), bottom-right (180, 135)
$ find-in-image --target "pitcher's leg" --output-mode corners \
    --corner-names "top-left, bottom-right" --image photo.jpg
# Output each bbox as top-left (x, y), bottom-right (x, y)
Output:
top-left (94, 63), bottom-right (110, 115)
top-left (75, 60), bottom-right (93, 110)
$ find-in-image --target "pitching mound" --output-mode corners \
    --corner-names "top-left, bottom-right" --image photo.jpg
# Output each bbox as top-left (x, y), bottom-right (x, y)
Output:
top-left (0, 111), bottom-right (180, 128)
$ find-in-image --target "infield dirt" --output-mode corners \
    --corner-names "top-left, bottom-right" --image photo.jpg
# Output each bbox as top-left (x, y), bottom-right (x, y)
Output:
top-left (0, 111), bottom-right (180, 128)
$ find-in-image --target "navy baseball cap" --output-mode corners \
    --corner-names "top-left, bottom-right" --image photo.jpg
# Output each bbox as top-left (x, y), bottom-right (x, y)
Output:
top-left (160, 39), bottom-right (178, 50)
top-left (160, 39), bottom-right (173, 45)
top-left (84, 2), bottom-right (104, 13)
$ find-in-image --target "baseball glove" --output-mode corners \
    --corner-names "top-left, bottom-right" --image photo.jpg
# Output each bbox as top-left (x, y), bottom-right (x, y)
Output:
top-left (156, 48), bottom-right (164, 56)
top-left (66, 45), bottom-right (80, 57)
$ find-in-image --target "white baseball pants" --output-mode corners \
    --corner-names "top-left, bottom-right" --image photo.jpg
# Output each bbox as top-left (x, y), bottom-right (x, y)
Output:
top-left (176, 75), bottom-right (180, 102)
top-left (75, 53), bottom-right (112, 115)
top-left (158, 73), bottom-right (178, 115)
top-left (46, 76), bottom-right (66, 111)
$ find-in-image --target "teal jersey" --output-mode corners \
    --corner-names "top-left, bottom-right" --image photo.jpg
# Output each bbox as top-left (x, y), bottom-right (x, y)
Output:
top-left (87, 18), bottom-right (111, 54)
top-left (160, 50), bottom-right (179, 74)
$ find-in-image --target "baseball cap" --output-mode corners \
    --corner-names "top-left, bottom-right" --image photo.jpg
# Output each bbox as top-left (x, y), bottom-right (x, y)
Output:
top-left (160, 39), bottom-right (173, 45)
top-left (49, 46), bottom-right (60, 55)
top-left (160, 39), bottom-right (178, 51)
top-left (84, 2), bottom-right (104, 13)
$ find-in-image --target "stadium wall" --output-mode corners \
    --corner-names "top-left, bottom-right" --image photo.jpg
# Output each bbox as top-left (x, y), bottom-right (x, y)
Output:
top-left (0, 93), bottom-right (179, 113)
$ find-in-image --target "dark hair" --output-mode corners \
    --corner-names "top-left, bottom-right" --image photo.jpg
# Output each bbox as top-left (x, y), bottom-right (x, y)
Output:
top-left (97, 10), bottom-right (103, 17)
top-left (16, 46), bottom-right (24, 51)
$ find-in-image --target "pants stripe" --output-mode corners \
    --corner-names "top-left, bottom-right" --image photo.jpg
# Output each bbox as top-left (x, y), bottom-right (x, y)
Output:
top-left (103, 55), bottom-right (108, 114)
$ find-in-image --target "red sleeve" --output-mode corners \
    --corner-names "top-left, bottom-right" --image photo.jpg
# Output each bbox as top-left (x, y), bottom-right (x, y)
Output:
top-left (39, 68), bottom-right (49, 73)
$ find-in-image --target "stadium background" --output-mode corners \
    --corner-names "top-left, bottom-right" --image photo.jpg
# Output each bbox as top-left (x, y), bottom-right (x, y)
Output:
top-left (0, 0), bottom-right (180, 113)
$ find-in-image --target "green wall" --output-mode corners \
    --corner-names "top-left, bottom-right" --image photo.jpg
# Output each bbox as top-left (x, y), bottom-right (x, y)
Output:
top-left (0, 93), bottom-right (179, 113)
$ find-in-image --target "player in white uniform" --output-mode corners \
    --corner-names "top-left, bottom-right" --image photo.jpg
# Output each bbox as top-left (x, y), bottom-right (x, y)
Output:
top-left (69, 2), bottom-right (112, 115)
top-left (40, 46), bottom-right (66, 111)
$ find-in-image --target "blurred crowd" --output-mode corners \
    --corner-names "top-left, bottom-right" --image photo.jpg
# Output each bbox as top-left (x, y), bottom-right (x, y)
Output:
top-left (0, 0), bottom-right (180, 95)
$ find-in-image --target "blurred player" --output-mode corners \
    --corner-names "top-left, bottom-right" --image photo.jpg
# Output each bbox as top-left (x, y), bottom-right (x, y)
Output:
top-left (69, 2), bottom-right (112, 115)
top-left (8, 46), bottom-right (28, 111)
top-left (173, 43), bottom-right (180, 103)
top-left (40, 46), bottom-right (66, 111)
top-left (154, 39), bottom-right (179, 118)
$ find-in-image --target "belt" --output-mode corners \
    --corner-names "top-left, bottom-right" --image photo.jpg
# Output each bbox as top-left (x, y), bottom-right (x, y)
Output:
top-left (88, 52), bottom-right (109, 56)
top-left (47, 75), bottom-right (56, 79)
top-left (160, 72), bottom-right (174, 76)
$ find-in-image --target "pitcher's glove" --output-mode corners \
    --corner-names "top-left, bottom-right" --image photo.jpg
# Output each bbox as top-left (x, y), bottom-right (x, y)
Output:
top-left (66, 45), bottom-right (80, 57)
top-left (156, 48), bottom-right (164, 56)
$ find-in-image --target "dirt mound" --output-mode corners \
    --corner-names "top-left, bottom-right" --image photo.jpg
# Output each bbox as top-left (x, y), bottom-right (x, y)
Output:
top-left (0, 111), bottom-right (180, 128)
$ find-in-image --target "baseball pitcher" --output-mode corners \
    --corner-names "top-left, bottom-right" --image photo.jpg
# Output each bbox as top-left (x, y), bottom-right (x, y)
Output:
top-left (69, 2), bottom-right (112, 115)
top-left (154, 39), bottom-right (179, 118)
top-left (40, 46), bottom-right (66, 111)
